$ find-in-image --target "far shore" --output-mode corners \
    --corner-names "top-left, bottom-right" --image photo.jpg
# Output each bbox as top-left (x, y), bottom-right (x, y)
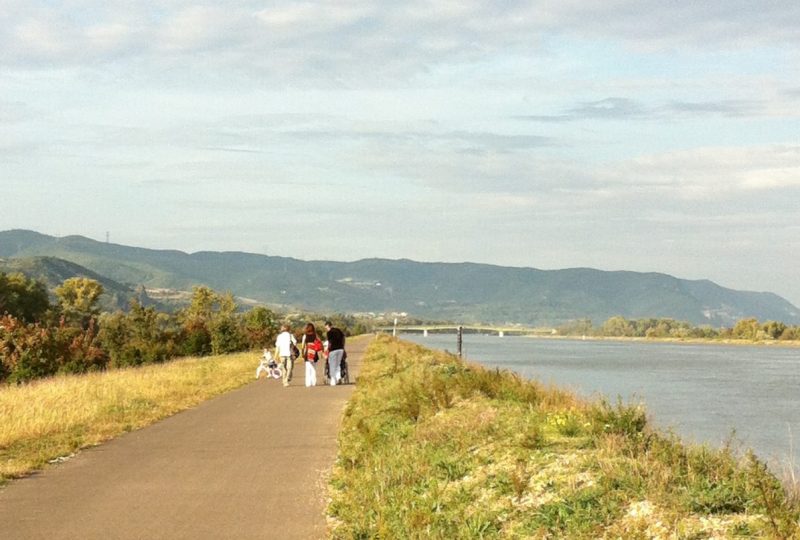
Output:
top-left (524, 333), bottom-right (800, 348)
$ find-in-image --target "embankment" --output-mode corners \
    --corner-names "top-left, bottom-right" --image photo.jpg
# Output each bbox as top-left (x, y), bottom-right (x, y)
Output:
top-left (327, 335), bottom-right (799, 538)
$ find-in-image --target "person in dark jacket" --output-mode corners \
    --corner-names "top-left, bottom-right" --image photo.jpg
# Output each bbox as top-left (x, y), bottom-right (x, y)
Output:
top-left (324, 320), bottom-right (345, 386)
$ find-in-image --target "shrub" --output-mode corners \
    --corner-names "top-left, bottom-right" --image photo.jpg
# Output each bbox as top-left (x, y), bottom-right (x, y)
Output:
top-left (180, 322), bottom-right (212, 356)
top-left (589, 398), bottom-right (647, 438)
top-left (0, 272), bottom-right (50, 323)
top-left (0, 314), bottom-right (108, 383)
top-left (210, 316), bottom-right (246, 355)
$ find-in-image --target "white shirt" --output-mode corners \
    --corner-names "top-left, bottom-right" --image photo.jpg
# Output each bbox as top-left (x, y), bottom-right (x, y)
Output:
top-left (275, 331), bottom-right (297, 357)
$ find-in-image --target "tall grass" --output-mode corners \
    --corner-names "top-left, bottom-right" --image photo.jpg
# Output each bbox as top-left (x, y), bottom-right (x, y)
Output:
top-left (0, 351), bottom-right (258, 484)
top-left (327, 336), bottom-right (800, 538)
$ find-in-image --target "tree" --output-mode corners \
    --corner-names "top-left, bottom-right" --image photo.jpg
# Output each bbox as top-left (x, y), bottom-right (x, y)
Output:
top-left (0, 314), bottom-right (58, 382)
top-left (209, 292), bottom-right (245, 354)
top-left (778, 326), bottom-right (799, 341)
top-left (55, 277), bottom-right (104, 326)
top-left (556, 318), bottom-right (593, 336)
top-left (180, 287), bottom-right (248, 356)
top-left (0, 272), bottom-right (50, 322)
top-left (761, 320), bottom-right (786, 340)
top-left (242, 306), bottom-right (277, 348)
top-left (98, 300), bottom-right (179, 367)
top-left (602, 316), bottom-right (634, 337)
top-left (182, 286), bottom-right (218, 326)
top-left (732, 318), bottom-right (760, 340)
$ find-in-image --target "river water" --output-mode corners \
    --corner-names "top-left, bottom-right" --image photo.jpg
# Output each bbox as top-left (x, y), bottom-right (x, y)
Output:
top-left (403, 333), bottom-right (800, 471)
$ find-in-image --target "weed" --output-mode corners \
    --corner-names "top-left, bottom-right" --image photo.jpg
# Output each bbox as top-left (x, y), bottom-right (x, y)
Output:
top-left (464, 514), bottom-right (500, 537)
top-left (748, 452), bottom-right (798, 539)
top-left (520, 424), bottom-right (545, 450)
top-left (511, 457), bottom-right (530, 502)
top-left (550, 411), bottom-right (586, 437)
top-left (434, 456), bottom-right (468, 481)
top-left (589, 397), bottom-right (647, 438)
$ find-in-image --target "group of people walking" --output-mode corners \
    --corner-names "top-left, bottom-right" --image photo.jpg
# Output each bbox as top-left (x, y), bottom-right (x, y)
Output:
top-left (273, 321), bottom-right (346, 387)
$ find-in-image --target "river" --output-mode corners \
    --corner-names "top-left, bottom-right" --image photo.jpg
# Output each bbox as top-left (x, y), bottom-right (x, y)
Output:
top-left (402, 333), bottom-right (800, 472)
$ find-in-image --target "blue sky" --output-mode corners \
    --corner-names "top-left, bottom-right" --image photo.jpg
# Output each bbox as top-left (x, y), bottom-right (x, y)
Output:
top-left (2, 1), bottom-right (800, 305)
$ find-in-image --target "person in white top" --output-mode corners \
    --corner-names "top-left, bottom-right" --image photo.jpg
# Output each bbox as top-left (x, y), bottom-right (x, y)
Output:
top-left (274, 324), bottom-right (297, 387)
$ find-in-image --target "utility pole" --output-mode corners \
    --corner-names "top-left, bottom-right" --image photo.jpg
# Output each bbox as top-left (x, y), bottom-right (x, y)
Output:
top-left (457, 325), bottom-right (463, 359)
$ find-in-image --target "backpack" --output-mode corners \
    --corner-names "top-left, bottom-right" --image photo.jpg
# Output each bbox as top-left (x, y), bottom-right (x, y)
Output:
top-left (303, 335), bottom-right (322, 363)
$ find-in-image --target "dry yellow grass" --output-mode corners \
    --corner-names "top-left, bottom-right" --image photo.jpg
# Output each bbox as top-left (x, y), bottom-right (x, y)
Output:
top-left (0, 351), bottom-right (259, 483)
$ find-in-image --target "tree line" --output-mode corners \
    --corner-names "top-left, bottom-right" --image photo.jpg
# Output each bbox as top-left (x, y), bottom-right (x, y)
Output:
top-left (0, 272), bottom-right (366, 384)
top-left (557, 315), bottom-right (800, 341)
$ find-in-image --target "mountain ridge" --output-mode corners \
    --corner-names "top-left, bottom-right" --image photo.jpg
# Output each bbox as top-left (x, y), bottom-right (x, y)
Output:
top-left (1, 229), bottom-right (797, 326)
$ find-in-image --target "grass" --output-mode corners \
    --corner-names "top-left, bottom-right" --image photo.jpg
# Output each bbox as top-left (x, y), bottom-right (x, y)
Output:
top-left (0, 351), bottom-right (259, 485)
top-left (327, 335), bottom-right (800, 538)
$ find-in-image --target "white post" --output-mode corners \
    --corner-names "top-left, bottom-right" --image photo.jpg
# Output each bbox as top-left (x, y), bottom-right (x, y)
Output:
top-left (423, 329), bottom-right (428, 337)
top-left (499, 330), bottom-right (504, 337)
top-left (393, 318), bottom-right (398, 337)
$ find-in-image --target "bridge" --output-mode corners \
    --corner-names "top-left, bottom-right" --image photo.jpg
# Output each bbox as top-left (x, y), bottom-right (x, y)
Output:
top-left (375, 325), bottom-right (556, 337)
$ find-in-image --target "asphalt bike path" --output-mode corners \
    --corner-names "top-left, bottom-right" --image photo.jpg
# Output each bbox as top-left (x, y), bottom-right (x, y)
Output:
top-left (0, 336), bottom-right (371, 540)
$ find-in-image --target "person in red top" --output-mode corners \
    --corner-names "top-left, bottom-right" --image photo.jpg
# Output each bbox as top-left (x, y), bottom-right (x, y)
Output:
top-left (301, 323), bottom-right (323, 387)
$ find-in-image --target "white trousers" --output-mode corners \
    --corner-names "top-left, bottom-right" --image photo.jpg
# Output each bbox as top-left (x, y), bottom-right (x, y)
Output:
top-left (305, 361), bottom-right (317, 387)
top-left (327, 349), bottom-right (344, 386)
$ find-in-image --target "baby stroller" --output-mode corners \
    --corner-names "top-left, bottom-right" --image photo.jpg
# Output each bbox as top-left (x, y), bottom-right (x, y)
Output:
top-left (256, 349), bottom-right (282, 380)
top-left (323, 350), bottom-right (350, 385)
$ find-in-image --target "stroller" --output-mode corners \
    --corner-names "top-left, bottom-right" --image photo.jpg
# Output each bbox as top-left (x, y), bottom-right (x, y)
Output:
top-left (256, 349), bottom-right (282, 380)
top-left (323, 350), bottom-right (350, 385)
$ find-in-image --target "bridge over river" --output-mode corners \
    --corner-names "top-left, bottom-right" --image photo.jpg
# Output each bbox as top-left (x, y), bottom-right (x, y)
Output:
top-left (376, 324), bottom-right (556, 337)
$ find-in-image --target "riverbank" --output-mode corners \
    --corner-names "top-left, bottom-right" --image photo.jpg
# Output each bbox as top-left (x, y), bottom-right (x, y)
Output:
top-left (327, 336), bottom-right (799, 538)
top-left (531, 333), bottom-right (800, 348)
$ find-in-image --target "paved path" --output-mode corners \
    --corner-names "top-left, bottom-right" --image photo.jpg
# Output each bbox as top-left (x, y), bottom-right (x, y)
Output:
top-left (0, 336), bottom-right (370, 540)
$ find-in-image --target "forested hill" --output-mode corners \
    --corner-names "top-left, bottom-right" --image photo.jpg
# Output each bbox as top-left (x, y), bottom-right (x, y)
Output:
top-left (1, 229), bottom-right (798, 326)
top-left (0, 255), bottom-right (154, 312)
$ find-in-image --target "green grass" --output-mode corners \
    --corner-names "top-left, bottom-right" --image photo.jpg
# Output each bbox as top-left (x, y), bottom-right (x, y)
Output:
top-left (327, 336), bottom-right (800, 538)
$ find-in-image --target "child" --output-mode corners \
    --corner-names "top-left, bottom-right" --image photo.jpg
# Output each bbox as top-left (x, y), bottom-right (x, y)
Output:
top-left (255, 349), bottom-right (280, 380)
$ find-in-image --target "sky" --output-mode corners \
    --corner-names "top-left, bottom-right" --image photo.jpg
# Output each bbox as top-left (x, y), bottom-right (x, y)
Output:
top-left (1, 1), bottom-right (800, 305)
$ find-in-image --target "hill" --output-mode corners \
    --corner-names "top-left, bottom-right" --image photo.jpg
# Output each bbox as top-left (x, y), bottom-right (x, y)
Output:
top-left (0, 255), bottom-right (139, 312)
top-left (1, 229), bottom-right (798, 326)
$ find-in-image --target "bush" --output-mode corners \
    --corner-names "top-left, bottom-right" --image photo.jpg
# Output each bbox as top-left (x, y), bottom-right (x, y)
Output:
top-left (98, 303), bottom-right (179, 367)
top-left (589, 397), bottom-right (647, 438)
top-left (210, 316), bottom-right (246, 355)
top-left (0, 315), bottom-right (107, 383)
top-left (0, 272), bottom-right (50, 323)
top-left (0, 315), bottom-right (59, 382)
top-left (180, 323), bottom-right (212, 356)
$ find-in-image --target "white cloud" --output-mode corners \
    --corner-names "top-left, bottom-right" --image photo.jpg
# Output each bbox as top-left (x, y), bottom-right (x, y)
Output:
top-left (538, 0), bottom-right (800, 50)
top-left (12, 17), bottom-right (69, 59)
top-left (600, 145), bottom-right (800, 194)
top-left (520, 96), bottom-right (800, 122)
top-left (3, 1), bottom-right (800, 78)
top-left (157, 6), bottom-right (247, 53)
